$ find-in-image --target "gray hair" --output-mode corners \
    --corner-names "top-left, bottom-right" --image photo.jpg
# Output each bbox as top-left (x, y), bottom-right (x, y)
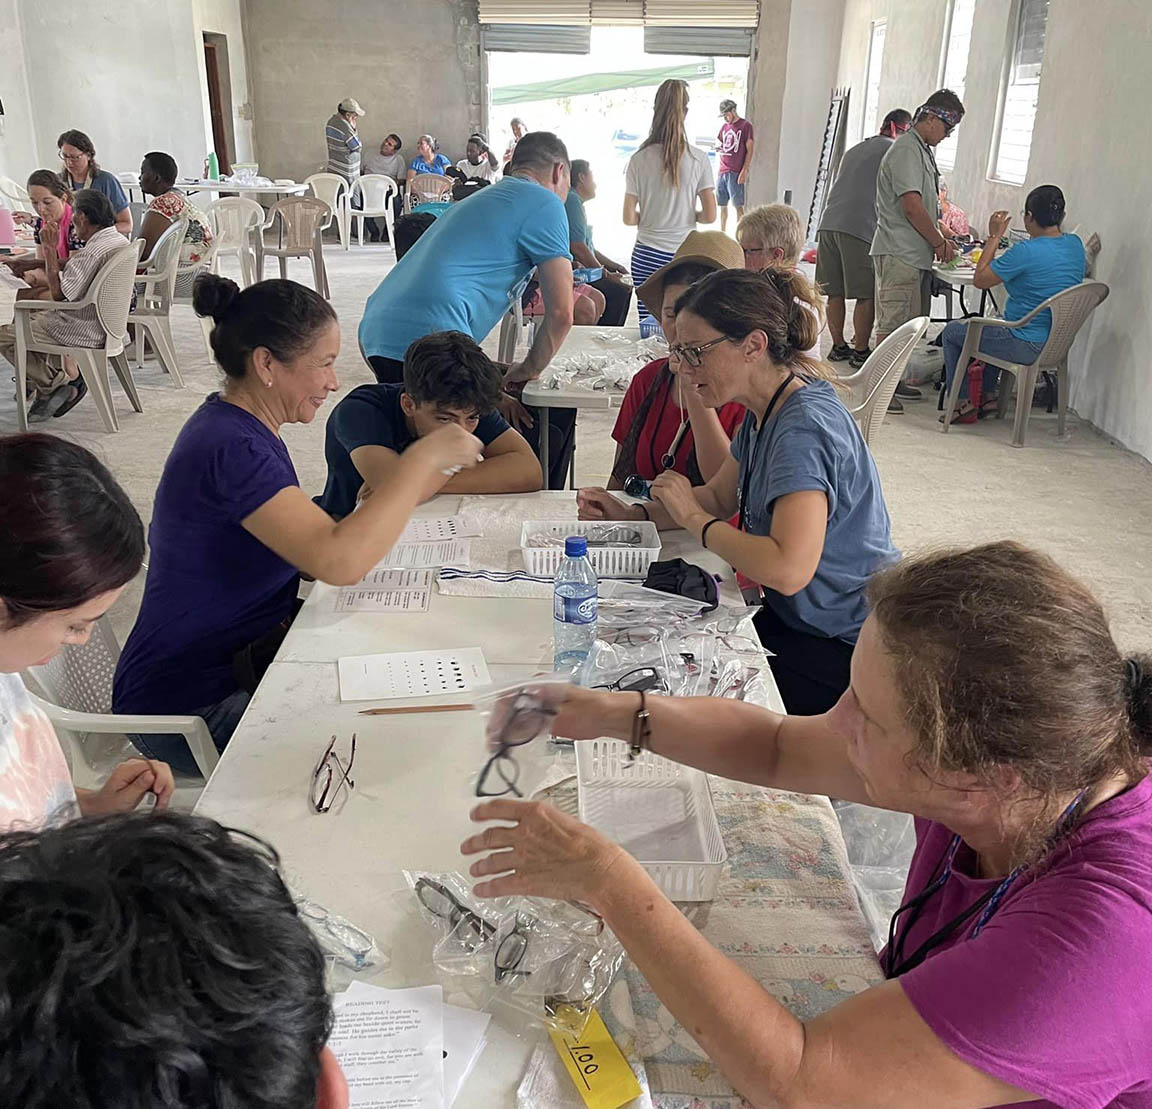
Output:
top-left (417, 134), bottom-right (438, 152)
top-left (71, 188), bottom-right (116, 230)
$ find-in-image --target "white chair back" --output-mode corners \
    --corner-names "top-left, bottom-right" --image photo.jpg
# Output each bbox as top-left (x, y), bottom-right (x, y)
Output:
top-left (353, 174), bottom-right (398, 211)
top-left (843, 316), bottom-right (930, 445)
top-left (267, 196), bottom-right (332, 252)
top-left (1031, 281), bottom-right (1110, 368)
top-left (0, 176), bottom-right (34, 214)
top-left (92, 240), bottom-right (145, 350)
top-left (207, 196), bottom-right (266, 249)
top-left (174, 241), bottom-right (219, 302)
top-left (138, 217), bottom-right (187, 307)
top-left (406, 173), bottom-right (453, 210)
top-left (305, 173), bottom-right (347, 220)
top-left (26, 619), bottom-right (121, 715)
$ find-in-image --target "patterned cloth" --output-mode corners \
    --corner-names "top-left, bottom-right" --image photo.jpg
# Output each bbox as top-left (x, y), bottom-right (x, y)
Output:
top-left (148, 190), bottom-right (214, 268)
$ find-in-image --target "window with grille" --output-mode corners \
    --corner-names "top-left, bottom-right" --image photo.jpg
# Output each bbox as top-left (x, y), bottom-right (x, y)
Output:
top-left (992, 0), bottom-right (1049, 184)
top-left (935, 0), bottom-right (975, 171)
top-left (862, 20), bottom-right (887, 137)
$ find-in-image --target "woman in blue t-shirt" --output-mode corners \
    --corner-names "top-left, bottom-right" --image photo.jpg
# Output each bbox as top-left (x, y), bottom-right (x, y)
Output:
top-left (409, 134), bottom-right (452, 177)
top-left (578, 268), bottom-right (897, 715)
top-left (56, 129), bottom-right (132, 238)
top-left (113, 276), bottom-right (485, 772)
top-left (941, 184), bottom-right (1085, 423)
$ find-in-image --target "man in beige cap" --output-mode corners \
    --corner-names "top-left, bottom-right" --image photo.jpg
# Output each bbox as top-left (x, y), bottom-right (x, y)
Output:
top-left (326, 98), bottom-right (365, 185)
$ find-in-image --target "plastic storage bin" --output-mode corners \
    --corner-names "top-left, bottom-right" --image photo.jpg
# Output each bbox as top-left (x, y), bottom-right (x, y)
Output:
top-left (576, 739), bottom-right (727, 902)
top-left (520, 520), bottom-right (660, 579)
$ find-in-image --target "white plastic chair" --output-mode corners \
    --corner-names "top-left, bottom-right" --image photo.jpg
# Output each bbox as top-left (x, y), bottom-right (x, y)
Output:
top-left (349, 174), bottom-right (399, 247)
top-left (0, 176), bottom-right (34, 214)
top-left (129, 217), bottom-right (187, 385)
top-left (837, 316), bottom-right (930, 446)
top-left (940, 281), bottom-right (1110, 447)
top-left (304, 172), bottom-right (350, 250)
top-left (14, 240), bottom-right (144, 433)
top-left (206, 196), bottom-right (265, 287)
top-left (497, 270), bottom-right (533, 363)
top-left (258, 196), bottom-right (332, 297)
top-left (23, 617), bottom-right (219, 781)
top-left (405, 173), bottom-right (453, 212)
top-left (172, 240), bottom-right (221, 357)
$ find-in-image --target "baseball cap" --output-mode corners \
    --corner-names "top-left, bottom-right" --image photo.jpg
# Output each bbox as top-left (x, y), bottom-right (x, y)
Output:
top-left (339, 98), bottom-right (365, 116)
top-left (719, 99), bottom-right (737, 115)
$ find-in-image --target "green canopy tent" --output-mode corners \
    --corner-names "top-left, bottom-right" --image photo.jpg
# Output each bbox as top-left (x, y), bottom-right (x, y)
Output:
top-left (491, 59), bottom-right (715, 106)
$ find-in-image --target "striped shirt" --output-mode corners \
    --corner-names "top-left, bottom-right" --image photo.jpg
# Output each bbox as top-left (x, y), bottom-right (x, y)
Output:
top-left (326, 113), bottom-right (362, 183)
top-left (40, 225), bottom-right (129, 348)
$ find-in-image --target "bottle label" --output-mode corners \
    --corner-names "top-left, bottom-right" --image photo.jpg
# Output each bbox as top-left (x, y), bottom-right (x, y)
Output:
top-left (554, 592), bottom-right (597, 625)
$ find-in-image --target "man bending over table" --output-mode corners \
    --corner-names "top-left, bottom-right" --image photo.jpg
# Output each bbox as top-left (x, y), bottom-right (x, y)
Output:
top-left (0, 811), bottom-right (350, 1108)
top-left (317, 330), bottom-right (542, 519)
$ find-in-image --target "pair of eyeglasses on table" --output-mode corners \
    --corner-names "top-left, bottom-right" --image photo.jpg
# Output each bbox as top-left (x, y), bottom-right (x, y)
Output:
top-left (311, 733), bottom-right (356, 813)
top-left (590, 666), bottom-right (667, 694)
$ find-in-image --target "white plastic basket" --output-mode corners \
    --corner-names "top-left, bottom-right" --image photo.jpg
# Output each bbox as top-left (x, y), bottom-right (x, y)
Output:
top-left (520, 520), bottom-right (661, 579)
top-left (576, 739), bottom-right (727, 902)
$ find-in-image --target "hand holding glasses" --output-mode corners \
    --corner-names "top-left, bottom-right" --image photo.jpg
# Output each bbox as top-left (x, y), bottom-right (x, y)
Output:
top-left (474, 683), bottom-right (567, 798)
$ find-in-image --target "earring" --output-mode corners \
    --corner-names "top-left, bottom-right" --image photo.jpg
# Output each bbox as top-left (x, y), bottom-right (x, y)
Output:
top-left (265, 378), bottom-right (272, 388)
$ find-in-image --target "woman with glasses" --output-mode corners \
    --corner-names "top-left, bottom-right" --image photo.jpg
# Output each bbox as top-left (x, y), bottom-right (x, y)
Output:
top-left (463, 543), bottom-right (1152, 1108)
top-left (579, 268), bottom-right (896, 715)
top-left (608, 231), bottom-right (748, 490)
top-left (624, 79), bottom-right (717, 321)
top-left (56, 130), bottom-right (131, 238)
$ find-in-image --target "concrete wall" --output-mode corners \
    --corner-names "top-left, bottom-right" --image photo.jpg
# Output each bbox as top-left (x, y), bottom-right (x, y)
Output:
top-left (0, 0), bottom-right (250, 185)
top-left (836, 0), bottom-right (1152, 461)
top-left (244, 0), bottom-right (482, 183)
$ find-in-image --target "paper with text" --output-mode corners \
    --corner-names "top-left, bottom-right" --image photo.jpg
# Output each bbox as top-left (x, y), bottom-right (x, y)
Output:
top-left (376, 539), bottom-right (472, 570)
top-left (336, 569), bottom-right (433, 613)
top-left (338, 648), bottom-right (491, 701)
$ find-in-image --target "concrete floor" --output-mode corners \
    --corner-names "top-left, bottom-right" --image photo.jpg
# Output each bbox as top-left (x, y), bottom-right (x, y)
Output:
top-left (3, 240), bottom-right (1150, 655)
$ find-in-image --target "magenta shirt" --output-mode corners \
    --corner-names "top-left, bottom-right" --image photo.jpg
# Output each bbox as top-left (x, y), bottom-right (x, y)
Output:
top-left (718, 118), bottom-right (754, 175)
top-left (893, 773), bottom-right (1152, 1107)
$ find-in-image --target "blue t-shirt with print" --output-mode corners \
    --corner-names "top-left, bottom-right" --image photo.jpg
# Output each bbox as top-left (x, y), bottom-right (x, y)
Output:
top-left (731, 380), bottom-right (897, 642)
top-left (359, 176), bottom-right (572, 361)
top-left (564, 189), bottom-right (594, 250)
top-left (990, 233), bottom-right (1085, 344)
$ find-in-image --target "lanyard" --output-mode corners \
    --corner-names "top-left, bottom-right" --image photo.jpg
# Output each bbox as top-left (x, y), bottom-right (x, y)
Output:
top-left (647, 367), bottom-right (693, 476)
top-left (737, 372), bottom-right (795, 533)
top-left (885, 788), bottom-right (1088, 979)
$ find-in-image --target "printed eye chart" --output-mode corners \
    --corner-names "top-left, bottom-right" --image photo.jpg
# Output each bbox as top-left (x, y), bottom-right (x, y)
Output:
top-left (338, 648), bottom-right (491, 702)
top-left (397, 517), bottom-right (481, 543)
top-left (335, 569), bottom-right (433, 613)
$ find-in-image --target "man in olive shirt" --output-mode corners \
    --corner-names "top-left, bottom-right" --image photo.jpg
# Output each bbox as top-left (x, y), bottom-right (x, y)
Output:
top-left (871, 89), bottom-right (965, 405)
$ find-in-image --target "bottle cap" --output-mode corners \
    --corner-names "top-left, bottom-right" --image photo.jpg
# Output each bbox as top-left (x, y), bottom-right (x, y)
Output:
top-left (565, 535), bottom-right (588, 557)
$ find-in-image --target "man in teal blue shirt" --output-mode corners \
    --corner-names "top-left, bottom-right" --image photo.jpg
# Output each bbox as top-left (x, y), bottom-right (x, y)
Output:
top-left (565, 159), bottom-right (633, 327)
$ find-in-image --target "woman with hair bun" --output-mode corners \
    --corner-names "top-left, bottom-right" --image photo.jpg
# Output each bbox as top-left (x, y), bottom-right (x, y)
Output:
top-left (0, 433), bottom-right (174, 830)
top-left (113, 275), bottom-right (483, 771)
top-left (578, 267), bottom-right (896, 714)
top-left (942, 184), bottom-right (1085, 423)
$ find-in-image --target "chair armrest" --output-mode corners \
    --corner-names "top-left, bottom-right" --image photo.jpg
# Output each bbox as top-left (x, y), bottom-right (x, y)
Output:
top-left (13, 297), bottom-right (73, 312)
top-left (30, 695), bottom-right (220, 778)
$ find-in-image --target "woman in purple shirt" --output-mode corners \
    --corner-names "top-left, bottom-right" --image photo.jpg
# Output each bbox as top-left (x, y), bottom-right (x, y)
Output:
top-left (462, 542), bottom-right (1152, 1108)
top-left (113, 275), bottom-right (484, 773)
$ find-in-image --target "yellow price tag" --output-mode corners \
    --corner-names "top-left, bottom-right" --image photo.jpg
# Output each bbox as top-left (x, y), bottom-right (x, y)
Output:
top-left (548, 1008), bottom-right (642, 1109)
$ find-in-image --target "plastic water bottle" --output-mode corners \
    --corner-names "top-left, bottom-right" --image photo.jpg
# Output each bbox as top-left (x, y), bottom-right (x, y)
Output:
top-left (553, 536), bottom-right (598, 678)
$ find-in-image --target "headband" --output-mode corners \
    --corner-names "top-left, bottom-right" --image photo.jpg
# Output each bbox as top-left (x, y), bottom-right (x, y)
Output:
top-left (915, 104), bottom-right (963, 130)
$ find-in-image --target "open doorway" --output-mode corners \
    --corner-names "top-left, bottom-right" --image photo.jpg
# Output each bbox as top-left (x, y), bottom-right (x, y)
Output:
top-left (486, 25), bottom-right (749, 263)
top-left (203, 33), bottom-right (235, 175)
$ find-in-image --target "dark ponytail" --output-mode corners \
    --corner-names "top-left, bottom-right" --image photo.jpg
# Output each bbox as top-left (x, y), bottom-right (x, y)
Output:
top-left (0, 434), bottom-right (143, 627)
top-left (192, 275), bottom-right (337, 380)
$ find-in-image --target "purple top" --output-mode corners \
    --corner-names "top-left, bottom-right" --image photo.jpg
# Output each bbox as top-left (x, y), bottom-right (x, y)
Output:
top-left (113, 395), bottom-right (300, 715)
top-left (894, 772), bottom-right (1152, 1108)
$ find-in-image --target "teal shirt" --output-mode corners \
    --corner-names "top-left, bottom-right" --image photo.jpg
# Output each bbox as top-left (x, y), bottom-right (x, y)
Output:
top-left (565, 189), bottom-right (594, 251)
top-left (990, 234), bottom-right (1086, 344)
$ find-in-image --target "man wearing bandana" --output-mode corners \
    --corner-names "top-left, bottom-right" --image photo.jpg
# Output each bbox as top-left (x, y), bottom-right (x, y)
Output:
top-left (870, 89), bottom-right (965, 408)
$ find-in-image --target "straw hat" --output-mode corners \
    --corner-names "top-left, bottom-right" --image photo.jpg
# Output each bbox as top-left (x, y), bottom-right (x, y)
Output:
top-left (636, 230), bottom-right (745, 320)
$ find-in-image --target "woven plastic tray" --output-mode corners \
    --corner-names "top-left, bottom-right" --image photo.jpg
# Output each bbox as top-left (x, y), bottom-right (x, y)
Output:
top-left (520, 520), bottom-right (661, 579)
top-left (576, 739), bottom-right (727, 902)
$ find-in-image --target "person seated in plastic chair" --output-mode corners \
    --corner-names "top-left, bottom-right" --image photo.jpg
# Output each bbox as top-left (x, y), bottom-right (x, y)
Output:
top-left (0, 810), bottom-right (350, 1108)
top-left (0, 189), bottom-right (126, 422)
top-left (940, 185), bottom-right (1085, 424)
top-left (408, 134), bottom-right (452, 177)
top-left (318, 330), bottom-right (542, 519)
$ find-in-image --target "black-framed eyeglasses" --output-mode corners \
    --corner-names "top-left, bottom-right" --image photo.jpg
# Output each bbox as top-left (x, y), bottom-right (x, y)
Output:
top-left (668, 334), bottom-right (736, 368)
top-left (590, 666), bottom-right (667, 694)
top-left (474, 691), bottom-right (553, 798)
top-left (311, 733), bottom-right (356, 813)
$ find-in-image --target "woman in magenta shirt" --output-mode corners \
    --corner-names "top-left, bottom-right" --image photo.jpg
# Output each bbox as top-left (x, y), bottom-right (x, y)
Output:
top-left (461, 541), bottom-right (1152, 1107)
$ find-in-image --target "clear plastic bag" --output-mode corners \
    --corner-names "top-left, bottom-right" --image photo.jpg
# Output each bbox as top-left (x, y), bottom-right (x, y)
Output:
top-left (293, 893), bottom-right (388, 973)
top-left (404, 870), bottom-right (625, 1036)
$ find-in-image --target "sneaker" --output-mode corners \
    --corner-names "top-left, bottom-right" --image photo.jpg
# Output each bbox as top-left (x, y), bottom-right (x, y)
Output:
top-left (887, 397), bottom-right (904, 414)
top-left (848, 347), bottom-right (872, 368)
top-left (828, 343), bottom-right (853, 362)
top-left (894, 381), bottom-right (922, 399)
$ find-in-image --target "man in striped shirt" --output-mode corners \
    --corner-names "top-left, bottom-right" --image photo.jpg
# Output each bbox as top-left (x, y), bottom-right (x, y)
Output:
top-left (325, 98), bottom-right (365, 185)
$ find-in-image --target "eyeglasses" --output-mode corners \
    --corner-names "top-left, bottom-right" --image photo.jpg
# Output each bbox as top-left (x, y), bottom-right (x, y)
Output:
top-left (669, 335), bottom-right (735, 368)
top-left (474, 691), bottom-right (554, 798)
top-left (311, 733), bottom-right (356, 813)
top-left (590, 666), bottom-right (667, 694)
top-left (415, 876), bottom-right (497, 949)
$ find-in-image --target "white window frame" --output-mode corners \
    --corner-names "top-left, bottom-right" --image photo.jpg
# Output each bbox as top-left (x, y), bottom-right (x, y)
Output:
top-left (935, 0), bottom-right (976, 171)
top-left (990, 0), bottom-right (1049, 185)
top-left (862, 20), bottom-right (887, 138)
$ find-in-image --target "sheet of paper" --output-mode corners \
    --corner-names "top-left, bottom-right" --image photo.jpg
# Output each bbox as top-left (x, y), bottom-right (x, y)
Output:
top-left (338, 647), bottom-right (491, 701)
top-left (336, 569), bottom-right (432, 613)
top-left (400, 517), bottom-right (481, 543)
top-left (376, 539), bottom-right (472, 570)
top-left (329, 984), bottom-right (444, 1108)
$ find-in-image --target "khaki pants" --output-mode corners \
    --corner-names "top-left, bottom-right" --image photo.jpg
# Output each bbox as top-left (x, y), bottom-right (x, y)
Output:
top-left (0, 317), bottom-right (69, 398)
top-left (873, 254), bottom-right (932, 336)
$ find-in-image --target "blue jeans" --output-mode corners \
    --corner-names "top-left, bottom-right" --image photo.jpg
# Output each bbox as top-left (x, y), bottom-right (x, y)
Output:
top-left (131, 688), bottom-right (251, 776)
top-left (942, 320), bottom-right (1044, 401)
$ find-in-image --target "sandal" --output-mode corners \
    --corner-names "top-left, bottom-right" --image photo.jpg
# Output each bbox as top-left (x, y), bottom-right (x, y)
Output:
top-left (938, 401), bottom-right (978, 425)
top-left (978, 392), bottom-right (999, 419)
